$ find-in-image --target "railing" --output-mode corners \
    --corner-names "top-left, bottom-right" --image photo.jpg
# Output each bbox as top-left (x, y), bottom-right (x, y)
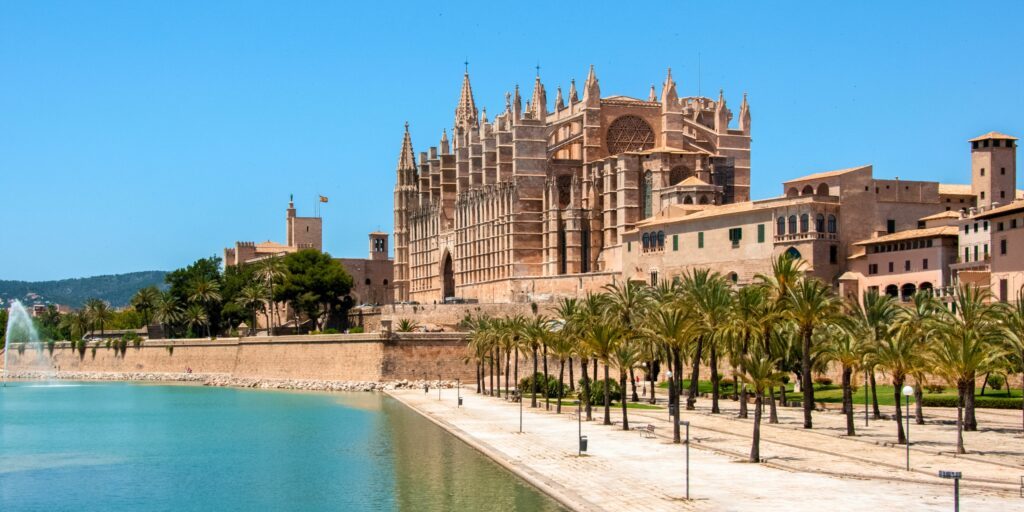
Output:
top-left (774, 232), bottom-right (838, 243)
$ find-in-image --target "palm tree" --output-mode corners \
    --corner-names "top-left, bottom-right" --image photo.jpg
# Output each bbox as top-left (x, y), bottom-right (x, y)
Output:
top-left (897, 292), bottom-right (943, 425)
top-left (641, 306), bottom-right (694, 443)
top-left (1000, 289), bottom-right (1024, 434)
top-left (522, 315), bottom-right (551, 408)
top-left (941, 284), bottom-right (1001, 431)
top-left (577, 292), bottom-right (606, 421)
top-left (60, 310), bottom-right (91, 341)
top-left (871, 325), bottom-right (923, 444)
top-left (551, 298), bottom-right (582, 414)
top-left (130, 286), bottom-right (161, 327)
top-left (786, 277), bottom-right (839, 429)
top-left (848, 289), bottom-right (900, 419)
top-left (152, 293), bottom-right (183, 339)
top-left (680, 269), bottom-right (727, 411)
top-left (585, 316), bottom-right (624, 426)
top-left (183, 303), bottom-right (209, 338)
top-left (603, 280), bottom-right (650, 402)
top-left (235, 283), bottom-right (268, 335)
top-left (826, 317), bottom-right (867, 436)
top-left (395, 318), bottom-right (420, 332)
top-left (254, 256), bottom-right (287, 333)
top-left (85, 299), bottom-right (113, 338)
top-left (930, 322), bottom-right (1004, 454)
top-left (610, 339), bottom-right (643, 430)
top-left (725, 285), bottom-right (768, 419)
top-left (187, 276), bottom-right (221, 338)
top-left (739, 351), bottom-right (786, 463)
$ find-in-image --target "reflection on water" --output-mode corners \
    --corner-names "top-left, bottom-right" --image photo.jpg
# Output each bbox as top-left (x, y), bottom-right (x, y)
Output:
top-left (0, 382), bottom-right (562, 511)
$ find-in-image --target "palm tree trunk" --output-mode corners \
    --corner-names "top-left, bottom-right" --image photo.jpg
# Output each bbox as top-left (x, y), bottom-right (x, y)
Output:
top-left (649, 359), bottom-right (658, 405)
top-left (568, 357), bottom-right (575, 391)
top-left (687, 336), bottom-right (703, 410)
top-left (629, 367), bottom-right (639, 402)
top-left (505, 348), bottom-right (511, 399)
top-left (557, 359), bottom-right (565, 414)
top-left (980, 371), bottom-right (989, 396)
top-left (870, 370), bottom-right (882, 419)
top-left (581, 358), bottom-right (592, 421)
top-left (843, 366), bottom-right (855, 436)
top-left (543, 345), bottom-right (550, 410)
top-left (603, 364), bottom-right (611, 426)
top-left (531, 346), bottom-right (539, 408)
top-left (956, 382), bottom-right (966, 454)
top-left (751, 391), bottom-right (763, 463)
top-left (710, 344), bottom-right (720, 414)
top-left (673, 349), bottom-right (682, 443)
top-left (965, 378), bottom-right (978, 431)
top-left (620, 370), bottom-right (629, 430)
top-left (914, 382), bottom-right (924, 425)
top-left (489, 355), bottom-right (495, 397)
top-left (514, 347), bottom-right (520, 397)
top-left (894, 377), bottom-right (906, 444)
top-left (476, 362), bottom-right (482, 394)
top-left (494, 347), bottom-right (501, 398)
top-left (769, 386), bottom-right (779, 424)
top-left (801, 328), bottom-right (814, 429)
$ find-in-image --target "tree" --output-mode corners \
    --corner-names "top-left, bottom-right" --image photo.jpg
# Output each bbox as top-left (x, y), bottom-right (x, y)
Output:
top-left (522, 315), bottom-right (551, 408)
top-left (254, 256), bottom-right (287, 333)
top-left (153, 292), bottom-right (183, 339)
top-left (395, 318), bottom-right (420, 332)
top-left (641, 305), bottom-right (694, 443)
top-left (725, 285), bottom-right (768, 419)
top-left (896, 292), bottom-right (943, 425)
top-left (1000, 289), bottom-right (1024, 434)
top-left (183, 304), bottom-right (209, 339)
top-left (739, 351), bottom-right (786, 463)
top-left (610, 338), bottom-right (643, 430)
top-left (585, 317), bottom-right (624, 426)
top-left (931, 322), bottom-right (1003, 454)
top-left (275, 250), bottom-right (353, 332)
top-left (131, 286), bottom-right (161, 326)
top-left (826, 317), bottom-right (867, 436)
top-left (85, 298), bottom-right (113, 337)
top-left (602, 281), bottom-right (650, 402)
top-left (786, 277), bottom-right (839, 429)
top-left (165, 256), bottom-right (223, 334)
top-left (187, 276), bottom-right (221, 338)
top-left (59, 311), bottom-right (90, 341)
top-left (871, 326), bottom-right (923, 444)
top-left (940, 284), bottom-right (1002, 431)
top-left (235, 283), bottom-right (268, 335)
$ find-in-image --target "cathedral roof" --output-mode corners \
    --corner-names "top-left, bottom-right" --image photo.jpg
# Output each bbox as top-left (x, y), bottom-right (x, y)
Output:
top-left (968, 131), bottom-right (1017, 142)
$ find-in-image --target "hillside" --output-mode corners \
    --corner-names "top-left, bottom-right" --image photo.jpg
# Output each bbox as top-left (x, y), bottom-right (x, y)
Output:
top-left (0, 271), bottom-right (168, 309)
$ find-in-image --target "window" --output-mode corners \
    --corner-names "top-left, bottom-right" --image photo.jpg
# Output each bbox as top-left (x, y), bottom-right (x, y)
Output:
top-left (788, 215), bottom-right (797, 234)
top-left (728, 227), bottom-right (742, 247)
top-left (1001, 191), bottom-right (1006, 199)
top-left (984, 140), bottom-right (990, 147)
top-left (642, 171), bottom-right (653, 218)
top-left (698, 232), bottom-right (704, 249)
top-left (923, 258), bottom-right (929, 269)
top-left (673, 234), bottom-right (679, 251)
top-left (1013, 219), bottom-right (1019, 229)
top-left (964, 247), bottom-right (969, 262)
top-left (815, 214), bottom-right (825, 232)
top-left (1000, 239), bottom-right (1007, 255)
top-left (974, 223), bottom-right (979, 233)
top-left (642, 233), bottom-right (650, 250)
top-left (981, 191), bottom-right (986, 200)
top-left (829, 245), bottom-right (837, 264)
top-left (1001, 167), bottom-right (1006, 175)
top-left (904, 260), bottom-right (911, 271)
top-left (365, 278), bottom-right (371, 285)
top-left (974, 245), bottom-right (978, 261)
top-left (984, 221), bottom-right (989, 231)
top-left (887, 219), bottom-right (896, 234)
top-left (827, 215), bottom-right (837, 233)
top-left (627, 241), bottom-right (631, 252)
top-left (888, 262), bottom-right (894, 273)
top-left (757, 224), bottom-right (765, 243)
top-left (917, 221), bottom-right (926, 229)
top-left (981, 168), bottom-right (986, 176)
top-left (964, 225), bottom-right (970, 235)
top-left (657, 231), bottom-right (665, 249)
top-left (650, 271), bottom-right (659, 287)
top-left (972, 141), bottom-right (979, 149)
top-left (777, 217), bottom-right (786, 235)
top-left (998, 222), bottom-right (1004, 231)
top-left (984, 244), bottom-right (989, 257)
top-left (800, 214), bottom-right (809, 233)
top-left (868, 264), bottom-right (878, 275)
top-left (1000, 279), bottom-right (1009, 302)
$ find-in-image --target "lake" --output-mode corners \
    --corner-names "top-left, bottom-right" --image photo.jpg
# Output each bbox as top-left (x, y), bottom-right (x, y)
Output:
top-left (0, 382), bottom-right (563, 511)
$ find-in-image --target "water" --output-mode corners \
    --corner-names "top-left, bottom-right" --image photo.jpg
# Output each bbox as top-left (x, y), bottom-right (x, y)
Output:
top-left (2, 301), bottom-right (47, 385)
top-left (0, 383), bottom-right (564, 511)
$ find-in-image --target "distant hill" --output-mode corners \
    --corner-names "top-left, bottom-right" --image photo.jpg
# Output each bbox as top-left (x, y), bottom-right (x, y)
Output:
top-left (0, 271), bottom-right (168, 309)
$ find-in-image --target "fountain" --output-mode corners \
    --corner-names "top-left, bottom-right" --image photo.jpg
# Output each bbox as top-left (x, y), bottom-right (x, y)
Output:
top-left (3, 300), bottom-right (45, 386)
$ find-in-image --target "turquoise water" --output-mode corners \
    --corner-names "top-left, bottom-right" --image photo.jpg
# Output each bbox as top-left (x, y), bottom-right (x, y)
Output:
top-left (0, 382), bottom-right (563, 511)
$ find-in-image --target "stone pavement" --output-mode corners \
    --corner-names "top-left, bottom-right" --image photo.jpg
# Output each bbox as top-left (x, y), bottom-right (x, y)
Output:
top-left (388, 388), bottom-right (1023, 512)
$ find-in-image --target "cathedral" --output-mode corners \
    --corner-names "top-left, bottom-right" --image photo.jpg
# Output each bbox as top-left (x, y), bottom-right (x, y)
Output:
top-left (392, 66), bottom-right (751, 303)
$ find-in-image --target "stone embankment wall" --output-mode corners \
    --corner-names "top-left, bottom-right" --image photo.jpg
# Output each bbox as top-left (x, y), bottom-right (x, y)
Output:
top-left (3, 333), bottom-right (476, 382)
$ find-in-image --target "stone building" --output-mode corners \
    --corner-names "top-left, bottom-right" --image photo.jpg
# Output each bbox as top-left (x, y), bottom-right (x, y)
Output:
top-left (224, 196), bottom-right (322, 267)
top-left (336, 232), bottom-right (394, 305)
top-left (393, 66), bottom-right (751, 303)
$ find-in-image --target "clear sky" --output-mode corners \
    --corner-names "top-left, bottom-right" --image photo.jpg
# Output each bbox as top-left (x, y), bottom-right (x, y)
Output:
top-left (2, 1), bottom-right (1021, 281)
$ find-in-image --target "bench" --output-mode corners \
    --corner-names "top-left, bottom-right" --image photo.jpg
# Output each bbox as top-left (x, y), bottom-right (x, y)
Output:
top-left (510, 391), bottom-right (521, 403)
top-left (638, 424), bottom-right (656, 438)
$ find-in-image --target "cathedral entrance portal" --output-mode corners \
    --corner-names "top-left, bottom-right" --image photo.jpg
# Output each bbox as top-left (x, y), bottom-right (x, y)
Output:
top-left (441, 252), bottom-right (455, 300)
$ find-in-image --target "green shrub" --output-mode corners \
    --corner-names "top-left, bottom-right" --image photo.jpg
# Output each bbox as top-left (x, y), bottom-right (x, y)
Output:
top-left (986, 374), bottom-right (1005, 391)
top-left (719, 377), bottom-right (735, 388)
top-left (518, 373), bottom-right (566, 398)
top-left (576, 377), bottom-right (621, 405)
top-left (347, 326), bottom-right (364, 334)
top-left (920, 395), bottom-right (1021, 409)
top-left (814, 376), bottom-right (833, 386)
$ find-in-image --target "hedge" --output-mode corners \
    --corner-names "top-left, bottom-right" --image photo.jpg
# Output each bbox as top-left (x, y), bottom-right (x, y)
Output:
top-left (920, 395), bottom-right (1022, 410)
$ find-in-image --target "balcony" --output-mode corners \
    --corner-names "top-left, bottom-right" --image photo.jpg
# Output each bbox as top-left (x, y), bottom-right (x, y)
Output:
top-left (774, 232), bottom-right (838, 243)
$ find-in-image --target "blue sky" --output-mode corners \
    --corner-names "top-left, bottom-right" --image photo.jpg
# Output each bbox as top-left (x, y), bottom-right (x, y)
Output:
top-left (2, 1), bottom-right (1021, 281)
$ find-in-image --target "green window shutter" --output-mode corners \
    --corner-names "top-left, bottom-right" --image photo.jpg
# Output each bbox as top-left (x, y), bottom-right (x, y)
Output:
top-left (673, 234), bottom-right (679, 251)
top-left (757, 224), bottom-right (765, 243)
top-left (698, 232), bottom-right (704, 249)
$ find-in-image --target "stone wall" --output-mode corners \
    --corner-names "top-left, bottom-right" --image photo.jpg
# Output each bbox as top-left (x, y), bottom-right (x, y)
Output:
top-left (3, 333), bottom-right (476, 382)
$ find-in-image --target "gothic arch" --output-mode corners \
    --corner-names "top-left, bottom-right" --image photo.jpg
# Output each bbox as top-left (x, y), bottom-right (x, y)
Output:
top-left (440, 250), bottom-right (455, 300)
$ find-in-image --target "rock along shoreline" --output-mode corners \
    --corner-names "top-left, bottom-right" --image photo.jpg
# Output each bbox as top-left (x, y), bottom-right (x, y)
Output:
top-left (4, 371), bottom-right (459, 392)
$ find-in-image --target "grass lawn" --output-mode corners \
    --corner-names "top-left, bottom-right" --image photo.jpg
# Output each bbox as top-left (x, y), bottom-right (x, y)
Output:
top-left (543, 398), bottom-right (664, 410)
top-left (657, 379), bottom-right (1021, 407)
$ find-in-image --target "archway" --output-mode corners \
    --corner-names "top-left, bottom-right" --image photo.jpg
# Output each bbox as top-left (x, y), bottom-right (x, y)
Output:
top-left (884, 284), bottom-right (899, 298)
top-left (786, 187), bottom-right (799, 198)
top-left (441, 252), bottom-right (455, 300)
top-left (784, 247), bottom-right (801, 260)
top-left (919, 282), bottom-right (933, 295)
top-left (683, 195), bottom-right (694, 204)
top-left (901, 283), bottom-right (917, 301)
top-left (801, 185), bottom-right (814, 196)
top-left (816, 183), bottom-right (830, 196)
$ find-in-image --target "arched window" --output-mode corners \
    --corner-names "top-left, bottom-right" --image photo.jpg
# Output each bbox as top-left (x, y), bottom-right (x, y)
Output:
top-left (900, 283), bottom-right (917, 301)
top-left (801, 185), bottom-right (814, 196)
top-left (642, 233), bottom-right (650, 250)
top-left (728, 272), bottom-right (738, 284)
top-left (642, 171), bottom-right (653, 218)
top-left (786, 187), bottom-right (799, 198)
top-left (815, 214), bottom-right (825, 232)
top-left (365, 278), bottom-right (372, 285)
top-left (383, 279), bottom-right (389, 286)
top-left (657, 231), bottom-right (665, 248)
top-left (788, 215), bottom-right (798, 234)
top-left (777, 217), bottom-right (786, 235)
top-left (885, 284), bottom-right (899, 298)
top-left (683, 195), bottom-right (694, 204)
top-left (816, 183), bottom-right (830, 196)
top-left (827, 215), bottom-right (837, 233)
top-left (784, 247), bottom-right (802, 260)
top-left (699, 195), bottom-right (709, 205)
top-left (919, 282), bottom-right (933, 294)
top-left (800, 214), bottom-right (809, 233)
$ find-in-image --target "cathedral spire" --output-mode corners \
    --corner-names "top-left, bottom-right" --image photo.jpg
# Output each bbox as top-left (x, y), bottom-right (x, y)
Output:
top-left (454, 69), bottom-right (478, 129)
top-left (555, 86), bottom-right (565, 111)
top-left (513, 84), bottom-right (522, 120)
top-left (530, 74), bottom-right (547, 120)
top-left (569, 78), bottom-right (579, 104)
top-left (649, 85), bottom-right (656, 102)
top-left (661, 67), bottom-right (678, 109)
top-left (397, 122), bottom-right (416, 172)
top-left (739, 92), bottom-right (751, 134)
top-left (440, 128), bottom-right (450, 154)
top-left (583, 65), bottom-right (600, 105)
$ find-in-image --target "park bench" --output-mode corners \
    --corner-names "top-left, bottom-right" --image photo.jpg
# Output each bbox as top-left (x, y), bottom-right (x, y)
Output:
top-left (638, 424), bottom-right (656, 438)
top-left (510, 390), bottom-right (521, 403)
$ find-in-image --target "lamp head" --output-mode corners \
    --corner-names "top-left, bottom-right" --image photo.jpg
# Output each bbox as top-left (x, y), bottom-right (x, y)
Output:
top-left (902, 385), bottom-right (915, 397)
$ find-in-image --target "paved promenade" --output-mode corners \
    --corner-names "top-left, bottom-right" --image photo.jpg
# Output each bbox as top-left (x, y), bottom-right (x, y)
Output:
top-left (389, 387), bottom-right (1023, 512)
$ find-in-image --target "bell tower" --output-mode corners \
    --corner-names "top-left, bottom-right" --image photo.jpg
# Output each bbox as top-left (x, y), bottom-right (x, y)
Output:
top-left (970, 131), bottom-right (1017, 209)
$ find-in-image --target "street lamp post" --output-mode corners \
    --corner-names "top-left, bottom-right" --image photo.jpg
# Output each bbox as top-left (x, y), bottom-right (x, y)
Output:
top-left (938, 471), bottom-right (962, 512)
top-left (519, 384), bottom-right (523, 433)
top-left (577, 400), bottom-right (586, 456)
top-left (902, 384), bottom-right (914, 470)
top-left (457, 378), bottom-right (462, 407)
top-left (682, 420), bottom-right (690, 500)
top-left (438, 374), bottom-right (442, 401)
top-left (665, 370), bottom-right (675, 420)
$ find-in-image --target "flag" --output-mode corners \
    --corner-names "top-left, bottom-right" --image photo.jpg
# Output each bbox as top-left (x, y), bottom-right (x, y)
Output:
top-left (319, 195), bottom-right (329, 203)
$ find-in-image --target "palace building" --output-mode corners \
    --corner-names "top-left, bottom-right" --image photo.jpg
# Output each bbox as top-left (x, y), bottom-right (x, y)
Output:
top-left (393, 66), bottom-right (751, 303)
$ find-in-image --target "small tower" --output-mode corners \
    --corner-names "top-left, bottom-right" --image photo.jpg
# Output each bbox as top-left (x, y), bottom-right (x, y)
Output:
top-left (970, 131), bottom-right (1017, 209)
top-left (368, 232), bottom-right (389, 261)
